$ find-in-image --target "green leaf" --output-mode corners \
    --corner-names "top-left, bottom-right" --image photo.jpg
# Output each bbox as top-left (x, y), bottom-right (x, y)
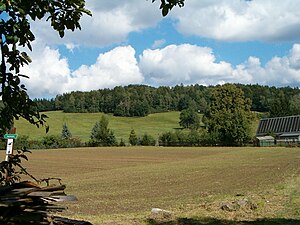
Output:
top-left (21, 52), bottom-right (32, 63)
top-left (0, 3), bottom-right (6, 11)
top-left (162, 6), bottom-right (169, 16)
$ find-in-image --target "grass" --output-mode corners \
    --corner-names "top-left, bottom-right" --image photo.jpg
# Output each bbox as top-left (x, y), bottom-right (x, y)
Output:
top-left (21, 146), bottom-right (300, 225)
top-left (14, 111), bottom-right (181, 142)
top-left (14, 111), bottom-right (260, 144)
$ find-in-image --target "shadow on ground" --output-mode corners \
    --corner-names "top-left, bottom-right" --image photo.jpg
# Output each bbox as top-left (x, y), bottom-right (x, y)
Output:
top-left (147, 217), bottom-right (300, 225)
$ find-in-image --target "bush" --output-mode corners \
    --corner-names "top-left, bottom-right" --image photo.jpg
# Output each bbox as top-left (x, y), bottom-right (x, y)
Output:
top-left (140, 133), bottom-right (156, 146)
top-left (41, 135), bottom-right (62, 149)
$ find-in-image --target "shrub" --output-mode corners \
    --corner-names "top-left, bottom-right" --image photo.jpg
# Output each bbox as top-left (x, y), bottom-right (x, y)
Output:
top-left (140, 133), bottom-right (156, 146)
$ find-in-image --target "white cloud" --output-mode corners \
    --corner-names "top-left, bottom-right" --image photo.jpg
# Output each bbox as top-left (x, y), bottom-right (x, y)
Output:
top-left (28, 0), bottom-right (300, 48)
top-left (139, 44), bottom-right (233, 86)
top-left (139, 43), bottom-right (300, 87)
top-left (152, 39), bottom-right (166, 49)
top-left (21, 44), bottom-right (143, 98)
top-left (173, 0), bottom-right (300, 42)
top-left (241, 44), bottom-right (300, 85)
top-left (20, 43), bottom-right (300, 99)
top-left (31, 0), bottom-right (162, 48)
top-left (66, 46), bottom-right (144, 92)
top-left (21, 41), bottom-right (70, 98)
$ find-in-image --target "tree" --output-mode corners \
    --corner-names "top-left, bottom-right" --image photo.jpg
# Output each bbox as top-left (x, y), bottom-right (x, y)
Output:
top-left (179, 107), bottom-right (201, 129)
top-left (61, 122), bottom-right (72, 139)
top-left (270, 91), bottom-right (291, 117)
top-left (90, 115), bottom-right (116, 146)
top-left (129, 129), bottom-right (138, 146)
top-left (206, 84), bottom-right (253, 146)
top-left (0, 0), bottom-right (91, 134)
top-left (290, 93), bottom-right (300, 115)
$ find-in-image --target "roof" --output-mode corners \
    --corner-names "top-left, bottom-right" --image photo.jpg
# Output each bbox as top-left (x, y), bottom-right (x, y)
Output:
top-left (279, 133), bottom-right (300, 137)
top-left (256, 115), bottom-right (300, 136)
top-left (256, 136), bottom-right (275, 140)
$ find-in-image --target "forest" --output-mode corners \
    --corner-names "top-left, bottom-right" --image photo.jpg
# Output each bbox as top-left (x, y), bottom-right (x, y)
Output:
top-left (34, 83), bottom-right (300, 118)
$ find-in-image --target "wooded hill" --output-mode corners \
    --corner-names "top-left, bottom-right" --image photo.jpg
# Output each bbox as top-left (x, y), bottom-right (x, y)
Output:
top-left (34, 84), bottom-right (300, 118)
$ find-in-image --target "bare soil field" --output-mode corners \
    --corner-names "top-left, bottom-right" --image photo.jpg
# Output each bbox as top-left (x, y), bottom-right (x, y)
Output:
top-left (21, 146), bottom-right (300, 224)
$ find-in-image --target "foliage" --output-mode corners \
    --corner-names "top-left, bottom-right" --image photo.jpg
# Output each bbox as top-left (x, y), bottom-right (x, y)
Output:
top-left (290, 93), bottom-right (300, 115)
top-left (0, 0), bottom-right (91, 134)
top-left (119, 138), bottom-right (126, 146)
top-left (61, 122), bottom-right (72, 139)
top-left (42, 135), bottom-right (62, 148)
top-left (0, 148), bottom-right (31, 186)
top-left (35, 84), bottom-right (300, 118)
top-left (270, 90), bottom-right (291, 117)
top-left (206, 84), bottom-right (253, 146)
top-left (153, 0), bottom-right (185, 16)
top-left (179, 107), bottom-right (201, 129)
top-left (129, 129), bottom-right (138, 146)
top-left (159, 129), bottom-right (218, 146)
top-left (89, 115), bottom-right (117, 146)
top-left (140, 133), bottom-right (156, 146)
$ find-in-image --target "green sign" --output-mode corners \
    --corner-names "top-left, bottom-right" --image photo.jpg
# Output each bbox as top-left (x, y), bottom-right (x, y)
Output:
top-left (4, 134), bottom-right (17, 139)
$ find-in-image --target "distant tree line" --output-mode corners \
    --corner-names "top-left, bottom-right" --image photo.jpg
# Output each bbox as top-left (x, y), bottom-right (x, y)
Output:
top-left (4, 83), bottom-right (295, 148)
top-left (34, 84), bottom-right (300, 118)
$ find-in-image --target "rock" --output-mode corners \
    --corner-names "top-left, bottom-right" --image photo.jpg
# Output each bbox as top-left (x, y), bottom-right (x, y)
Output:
top-left (237, 199), bottom-right (249, 207)
top-left (221, 199), bottom-right (258, 212)
top-left (151, 208), bottom-right (172, 218)
top-left (220, 202), bottom-right (239, 211)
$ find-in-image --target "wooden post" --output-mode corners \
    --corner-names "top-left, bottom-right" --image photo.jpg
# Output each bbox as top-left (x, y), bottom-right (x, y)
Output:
top-left (5, 127), bottom-right (16, 161)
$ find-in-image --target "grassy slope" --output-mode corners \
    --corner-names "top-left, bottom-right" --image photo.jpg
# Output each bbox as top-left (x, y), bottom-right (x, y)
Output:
top-left (14, 111), bottom-right (260, 143)
top-left (23, 146), bottom-right (300, 224)
top-left (14, 111), bottom-right (181, 142)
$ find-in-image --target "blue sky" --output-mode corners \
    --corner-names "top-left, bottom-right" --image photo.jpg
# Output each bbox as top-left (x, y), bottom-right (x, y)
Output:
top-left (19, 0), bottom-right (300, 98)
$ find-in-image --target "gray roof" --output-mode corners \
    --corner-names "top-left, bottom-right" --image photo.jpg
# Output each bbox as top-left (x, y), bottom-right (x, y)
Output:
top-left (279, 133), bottom-right (300, 137)
top-left (257, 115), bottom-right (300, 136)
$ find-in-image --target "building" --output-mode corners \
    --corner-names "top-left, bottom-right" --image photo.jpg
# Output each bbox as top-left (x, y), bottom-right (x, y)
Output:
top-left (256, 115), bottom-right (300, 145)
top-left (255, 136), bottom-right (275, 147)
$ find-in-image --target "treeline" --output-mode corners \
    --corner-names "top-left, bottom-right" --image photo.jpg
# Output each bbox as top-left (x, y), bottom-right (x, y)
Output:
top-left (34, 84), bottom-right (300, 117)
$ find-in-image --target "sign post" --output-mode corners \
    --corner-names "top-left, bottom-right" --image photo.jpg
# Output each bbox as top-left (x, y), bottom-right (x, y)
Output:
top-left (4, 128), bottom-right (17, 161)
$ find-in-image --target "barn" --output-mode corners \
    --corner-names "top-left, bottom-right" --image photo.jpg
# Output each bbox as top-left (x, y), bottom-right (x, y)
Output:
top-left (256, 115), bottom-right (300, 145)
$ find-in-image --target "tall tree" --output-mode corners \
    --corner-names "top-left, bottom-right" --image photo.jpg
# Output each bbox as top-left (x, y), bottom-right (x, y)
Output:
top-left (206, 84), bottom-right (253, 146)
top-left (179, 108), bottom-right (201, 129)
top-left (270, 91), bottom-right (291, 117)
top-left (90, 115), bottom-right (116, 146)
top-left (129, 129), bottom-right (138, 146)
top-left (61, 122), bottom-right (72, 139)
top-left (290, 93), bottom-right (300, 115)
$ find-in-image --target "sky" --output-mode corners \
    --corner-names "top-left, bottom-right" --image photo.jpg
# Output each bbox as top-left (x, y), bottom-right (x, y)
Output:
top-left (19, 0), bottom-right (300, 99)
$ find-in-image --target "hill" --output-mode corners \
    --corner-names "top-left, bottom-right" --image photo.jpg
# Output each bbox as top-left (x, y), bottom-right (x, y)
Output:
top-left (14, 111), bottom-right (181, 142)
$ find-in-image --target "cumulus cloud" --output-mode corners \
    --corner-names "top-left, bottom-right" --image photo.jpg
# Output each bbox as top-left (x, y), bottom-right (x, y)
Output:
top-left (21, 44), bottom-right (143, 98)
top-left (31, 0), bottom-right (162, 47)
top-left (173, 0), bottom-right (300, 42)
top-left (20, 43), bottom-right (300, 99)
top-left (152, 39), bottom-right (166, 49)
top-left (28, 0), bottom-right (300, 48)
top-left (21, 41), bottom-right (70, 98)
top-left (66, 46), bottom-right (144, 93)
top-left (139, 44), bottom-right (234, 86)
top-left (139, 43), bottom-right (300, 87)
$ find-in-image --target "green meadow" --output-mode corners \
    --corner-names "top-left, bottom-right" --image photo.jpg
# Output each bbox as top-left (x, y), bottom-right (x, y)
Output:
top-left (14, 111), bottom-right (181, 142)
top-left (14, 111), bottom-right (259, 143)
